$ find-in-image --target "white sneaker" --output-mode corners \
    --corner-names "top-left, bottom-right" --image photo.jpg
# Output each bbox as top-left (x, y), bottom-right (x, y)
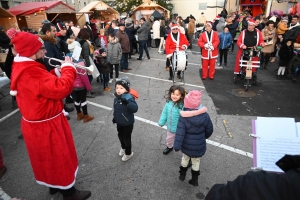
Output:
top-left (116, 78), bottom-right (120, 81)
top-left (109, 79), bottom-right (113, 83)
top-left (122, 152), bottom-right (134, 161)
top-left (119, 149), bottom-right (125, 156)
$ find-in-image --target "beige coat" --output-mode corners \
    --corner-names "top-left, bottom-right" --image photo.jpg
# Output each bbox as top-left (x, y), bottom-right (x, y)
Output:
top-left (261, 27), bottom-right (277, 53)
top-left (199, 15), bottom-right (206, 25)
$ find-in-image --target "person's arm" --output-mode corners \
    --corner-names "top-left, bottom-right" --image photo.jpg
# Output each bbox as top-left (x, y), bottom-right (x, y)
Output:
top-left (82, 42), bottom-right (91, 66)
top-left (198, 33), bottom-right (205, 48)
top-left (205, 115), bottom-right (213, 139)
top-left (212, 32), bottom-right (220, 49)
top-left (158, 103), bottom-right (168, 126)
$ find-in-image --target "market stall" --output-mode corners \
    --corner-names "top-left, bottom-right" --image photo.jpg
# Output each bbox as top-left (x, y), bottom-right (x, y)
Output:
top-left (0, 7), bottom-right (18, 31)
top-left (78, 1), bottom-right (119, 28)
top-left (8, 1), bottom-right (76, 32)
top-left (132, 1), bottom-right (170, 21)
top-left (239, 0), bottom-right (267, 17)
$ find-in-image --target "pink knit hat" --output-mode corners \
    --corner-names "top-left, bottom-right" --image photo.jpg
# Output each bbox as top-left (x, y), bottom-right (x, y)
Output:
top-left (184, 90), bottom-right (202, 109)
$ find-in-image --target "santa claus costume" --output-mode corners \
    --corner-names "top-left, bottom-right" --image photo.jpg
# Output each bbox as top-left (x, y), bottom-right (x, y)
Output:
top-left (165, 23), bottom-right (189, 79)
top-left (198, 22), bottom-right (220, 79)
top-left (9, 30), bottom-right (91, 199)
top-left (234, 19), bottom-right (264, 74)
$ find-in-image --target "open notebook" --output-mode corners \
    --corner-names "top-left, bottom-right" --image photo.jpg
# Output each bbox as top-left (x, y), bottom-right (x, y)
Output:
top-left (251, 117), bottom-right (300, 172)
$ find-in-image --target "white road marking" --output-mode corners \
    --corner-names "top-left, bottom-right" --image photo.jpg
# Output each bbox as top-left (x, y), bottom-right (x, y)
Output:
top-left (87, 101), bottom-right (253, 159)
top-left (0, 108), bottom-right (19, 123)
top-left (119, 72), bottom-right (205, 89)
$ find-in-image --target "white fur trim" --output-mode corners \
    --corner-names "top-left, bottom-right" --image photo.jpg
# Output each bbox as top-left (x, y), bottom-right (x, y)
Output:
top-left (182, 44), bottom-right (188, 50)
top-left (166, 54), bottom-right (173, 58)
top-left (170, 32), bottom-right (180, 48)
top-left (10, 90), bottom-right (17, 96)
top-left (240, 44), bottom-right (245, 48)
top-left (171, 25), bottom-right (179, 30)
top-left (61, 63), bottom-right (76, 70)
top-left (54, 68), bottom-right (61, 77)
top-left (14, 55), bottom-right (34, 62)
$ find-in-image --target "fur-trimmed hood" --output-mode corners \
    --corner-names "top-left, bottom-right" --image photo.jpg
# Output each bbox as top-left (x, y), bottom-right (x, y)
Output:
top-left (109, 37), bottom-right (119, 44)
top-left (38, 34), bottom-right (57, 45)
top-left (180, 107), bottom-right (207, 118)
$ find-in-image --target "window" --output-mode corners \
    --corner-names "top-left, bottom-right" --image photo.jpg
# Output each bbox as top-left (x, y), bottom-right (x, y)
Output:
top-left (1, 1), bottom-right (9, 9)
top-left (72, 0), bottom-right (75, 4)
top-left (84, 2), bottom-right (86, 6)
top-left (199, 3), bottom-right (207, 10)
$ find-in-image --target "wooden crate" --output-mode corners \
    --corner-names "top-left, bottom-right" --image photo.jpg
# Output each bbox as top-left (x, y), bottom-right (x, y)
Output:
top-left (0, 53), bottom-right (7, 63)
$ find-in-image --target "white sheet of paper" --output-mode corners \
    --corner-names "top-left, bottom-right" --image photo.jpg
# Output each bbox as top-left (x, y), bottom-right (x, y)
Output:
top-left (256, 117), bottom-right (296, 138)
top-left (72, 46), bottom-right (82, 61)
top-left (85, 14), bottom-right (90, 23)
top-left (296, 122), bottom-right (300, 137)
top-left (256, 137), bottom-right (300, 172)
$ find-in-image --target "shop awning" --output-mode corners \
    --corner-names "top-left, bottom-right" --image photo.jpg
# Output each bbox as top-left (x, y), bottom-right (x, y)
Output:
top-left (0, 7), bottom-right (14, 17)
top-left (79, 1), bottom-right (119, 15)
top-left (240, 4), bottom-right (262, 6)
top-left (8, 1), bottom-right (75, 16)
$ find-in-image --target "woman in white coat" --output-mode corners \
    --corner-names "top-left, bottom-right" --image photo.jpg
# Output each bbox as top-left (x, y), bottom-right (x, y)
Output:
top-left (152, 19), bottom-right (161, 48)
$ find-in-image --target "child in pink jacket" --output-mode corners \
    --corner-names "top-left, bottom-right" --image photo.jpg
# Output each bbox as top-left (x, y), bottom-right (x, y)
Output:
top-left (73, 61), bottom-right (94, 123)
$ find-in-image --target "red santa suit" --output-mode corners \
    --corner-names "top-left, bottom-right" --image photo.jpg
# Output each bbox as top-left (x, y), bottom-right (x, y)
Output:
top-left (9, 31), bottom-right (78, 190)
top-left (234, 28), bottom-right (264, 74)
top-left (198, 25), bottom-right (220, 79)
top-left (165, 24), bottom-right (189, 58)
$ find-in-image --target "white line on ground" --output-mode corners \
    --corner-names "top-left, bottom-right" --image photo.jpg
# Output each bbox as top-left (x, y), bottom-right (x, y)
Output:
top-left (131, 56), bottom-right (223, 69)
top-left (119, 72), bottom-right (205, 89)
top-left (0, 108), bottom-right (19, 123)
top-left (87, 101), bottom-right (253, 159)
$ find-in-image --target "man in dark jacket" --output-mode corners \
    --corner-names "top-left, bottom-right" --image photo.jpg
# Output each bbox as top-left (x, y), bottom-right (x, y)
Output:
top-left (39, 23), bottom-right (64, 71)
top-left (137, 18), bottom-right (150, 60)
top-left (0, 26), bottom-right (10, 70)
top-left (116, 23), bottom-right (131, 72)
top-left (125, 18), bottom-right (135, 58)
top-left (205, 155), bottom-right (300, 200)
top-left (55, 22), bottom-right (69, 55)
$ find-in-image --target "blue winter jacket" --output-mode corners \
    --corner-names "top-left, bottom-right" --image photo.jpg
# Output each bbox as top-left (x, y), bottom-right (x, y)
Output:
top-left (113, 93), bottom-right (138, 126)
top-left (158, 101), bottom-right (183, 133)
top-left (174, 108), bottom-right (213, 158)
top-left (219, 32), bottom-right (232, 50)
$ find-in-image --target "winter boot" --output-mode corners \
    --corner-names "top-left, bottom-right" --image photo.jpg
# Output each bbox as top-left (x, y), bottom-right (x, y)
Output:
top-left (179, 166), bottom-right (188, 181)
top-left (188, 169), bottom-right (200, 186)
top-left (77, 112), bottom-right (84, 121)
top-left (277, 75), bottom-right (281, 80)
top-left (83, 115), bottom-right (94, 123)
top-left (49, 187), bottom-right (59, 195)
top-left (264, 63), bottom-right (268, 70)
top-left (63, 190), bottom-right (91, 200)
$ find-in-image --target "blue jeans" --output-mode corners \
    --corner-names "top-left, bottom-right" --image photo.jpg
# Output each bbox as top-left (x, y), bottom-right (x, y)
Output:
top-left (120, 53), bottom-right (129, 71)
top-left (139, 40), bottom-right (150, 59)
top-left (103, 73), bottom-right (109, 89)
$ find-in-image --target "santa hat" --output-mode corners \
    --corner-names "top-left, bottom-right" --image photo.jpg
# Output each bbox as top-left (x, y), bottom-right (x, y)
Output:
top-left (11, 30), bottom-right (43, 57)
top-left (171, 23), bottom-right (179, 30)
top-left (206, 22), bottom-right (213, 28)
top-left (248, 19), bottom-right (256, 25)
top-left (215, 15), bottom-right (220, 20)
top-left (282, 17), bottom-right (288, 22)
top-left (269, 16), bottom-right (277, 22)
top-left (56, 22), bottom-right (66, 31)
top-left (184, 90), bottom-right (202, 109)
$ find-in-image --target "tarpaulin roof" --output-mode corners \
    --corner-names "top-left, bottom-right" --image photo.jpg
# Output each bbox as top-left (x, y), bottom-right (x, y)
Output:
top-left (8, 1), bottom-right (75, 16)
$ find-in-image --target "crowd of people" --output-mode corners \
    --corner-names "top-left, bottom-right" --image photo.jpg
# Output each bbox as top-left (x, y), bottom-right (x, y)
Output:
top-left (1, 8), bottom-right (300, 200)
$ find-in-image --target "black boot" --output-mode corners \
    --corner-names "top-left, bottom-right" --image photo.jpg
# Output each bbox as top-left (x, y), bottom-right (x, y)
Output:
top-left (188, 169), bottom-right (200, 186)
top-left (49, 187), bottom-right (59, 195)
top-left (179, 166), bottom-right (188, 181)
top-left (64, 104), bottom-right (74, 112)
top-left (264, 63), bottom-right (268, 70)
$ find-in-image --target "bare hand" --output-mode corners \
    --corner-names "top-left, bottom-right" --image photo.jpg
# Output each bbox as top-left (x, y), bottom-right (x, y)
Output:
top-left (65, 56), bottom-right (72, 63)
top-left (261, 43), bottom-right (265, 47)
top-left (242, 45), bottom-right (247, 49)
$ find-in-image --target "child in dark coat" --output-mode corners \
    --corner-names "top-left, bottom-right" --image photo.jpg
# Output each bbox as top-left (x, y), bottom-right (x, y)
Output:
top-left (96, 48), bottom-right (111, 91)
top-left (277, 38), bottom-right (294, 79)
top-left (174, 90), bottom-right (213, 186)
top-left (113, 77), bottom-right (138, 162)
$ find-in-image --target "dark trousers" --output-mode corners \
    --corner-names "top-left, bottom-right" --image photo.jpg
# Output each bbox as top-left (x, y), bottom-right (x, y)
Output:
top-left (73, 89), bottom-right (88, 115)
top-left (88, 74), bottom-right (93, 84)
top-left (50, 186), bottom-right (76, 197)
top-left (155, 39), bottom-right (160, 48)
top-left (139, 40), bottom-right (150, 59)
top-left (103, 73), bottom-right (109, 89)
top-left (110, 64), bottom-right (119, 79)
top-left (188, 33), bottom-right (194, 48)
top-left (260, 53), bottom-right (271, 66)
top-left (120, 53), bottom-right (129, 70)
top-left (117, 124), bottom-right (133, 155)
top-left (147, 32), bottom-right (152, 47)
top-left (219, 48), bottom-right (228, 64)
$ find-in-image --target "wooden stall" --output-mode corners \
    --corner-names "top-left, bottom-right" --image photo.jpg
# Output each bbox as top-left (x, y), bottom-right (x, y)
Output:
top-left (132, 1), bottom-right (170, 21)
top-left (8, 1), bottom-right (76, 32)
top-left (0, 7), bottom-right (18, 31)
top-left (78, 1), bottom-right (119, 28)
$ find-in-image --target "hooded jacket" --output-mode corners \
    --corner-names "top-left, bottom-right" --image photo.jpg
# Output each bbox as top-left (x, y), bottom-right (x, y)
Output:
top-left (113, 93), bottom-right (138, 126)
top-left (137, 21), bottom-right (149, 41)
top-left (107, 38), bottom-right (122, 65)
top-left (278, 42), bottom-right (294, 66)
top-left (39, 34), bottom-right (64, 71)
top-left (174, 108), bottom-right (213, 157)
top-left (152, 20), bottom-right (161, 39)
top-left (125, 23), bottom-right (135, 41)
top-left (219, 31), bottom-right (232, 49)
top-left (216, 17), bottom-right (226, 35)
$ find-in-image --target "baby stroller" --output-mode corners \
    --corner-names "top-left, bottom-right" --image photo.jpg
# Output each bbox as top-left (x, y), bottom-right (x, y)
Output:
top-left (171, 49), bottom-right (188, 85)
top-left (233, 46), bottom-right (262, 91)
